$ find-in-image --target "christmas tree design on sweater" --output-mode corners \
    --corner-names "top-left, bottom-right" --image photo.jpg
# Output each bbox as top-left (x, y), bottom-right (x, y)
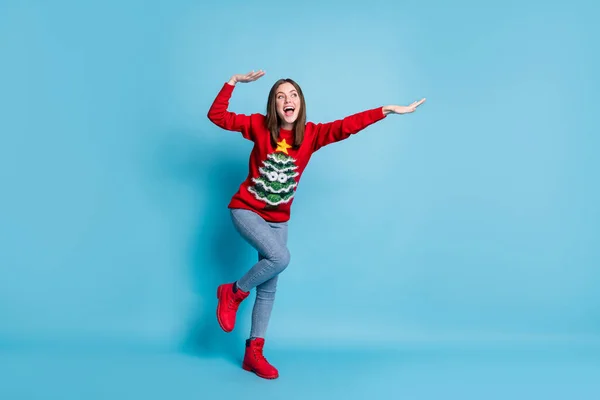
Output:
top-left (248, 139), bottom-right (299, 207)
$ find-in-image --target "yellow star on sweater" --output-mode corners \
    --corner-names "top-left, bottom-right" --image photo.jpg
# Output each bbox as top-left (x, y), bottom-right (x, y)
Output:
top-left (276, 138), bottom-right (292, 154)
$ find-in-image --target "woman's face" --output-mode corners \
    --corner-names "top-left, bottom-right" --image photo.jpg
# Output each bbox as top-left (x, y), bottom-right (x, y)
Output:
top-left (275, 82), bottom-right (301, 129)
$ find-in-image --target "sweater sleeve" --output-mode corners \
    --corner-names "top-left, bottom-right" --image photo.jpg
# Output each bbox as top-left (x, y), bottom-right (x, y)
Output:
top-left (309, 107), bottom-right (386, 152)
top-left (207, 83), bottom-right (255, 141)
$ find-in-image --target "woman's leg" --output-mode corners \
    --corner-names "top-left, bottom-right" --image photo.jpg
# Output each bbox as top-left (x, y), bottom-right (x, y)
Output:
top-left (230, 209), bottom-right (290, 292)
top-left (227, 208), bottom-right (288, 380)
top-left (236, 212), bottom-right (289, 339)
top-left (216, 208), bottom-right (290, 333)
top-left (250, 275), bottom-right (278, 339)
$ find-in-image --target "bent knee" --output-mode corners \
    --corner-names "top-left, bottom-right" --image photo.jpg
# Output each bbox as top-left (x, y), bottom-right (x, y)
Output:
top-left (267, 247), bottom-right (291, 271)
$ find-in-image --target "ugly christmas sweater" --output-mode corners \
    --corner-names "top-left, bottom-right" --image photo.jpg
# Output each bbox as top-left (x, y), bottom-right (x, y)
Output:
top-left (207, 82), bottom-right (386, 223)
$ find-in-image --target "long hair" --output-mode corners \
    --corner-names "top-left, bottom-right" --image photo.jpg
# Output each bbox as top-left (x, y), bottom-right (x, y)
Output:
top-left (265, 78), bottom-right (306, 149)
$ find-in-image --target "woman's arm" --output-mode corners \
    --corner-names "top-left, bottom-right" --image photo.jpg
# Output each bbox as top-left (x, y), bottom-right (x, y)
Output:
top-left (311, 98), bottom-right (426, 151)
top-left (207, 70), bottom-right (266, 141)
top-left (310, 107), bottom-right (387, 151)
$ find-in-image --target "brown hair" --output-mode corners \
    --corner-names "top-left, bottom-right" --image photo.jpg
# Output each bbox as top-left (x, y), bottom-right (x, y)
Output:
top-left (265, 78), bottom-right (306, 149)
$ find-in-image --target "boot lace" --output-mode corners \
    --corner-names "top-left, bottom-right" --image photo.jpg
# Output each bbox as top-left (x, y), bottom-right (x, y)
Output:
top-left (228, 296), bottom-right (243, 311)
top-left (253, 347), bottom-right (268, 364)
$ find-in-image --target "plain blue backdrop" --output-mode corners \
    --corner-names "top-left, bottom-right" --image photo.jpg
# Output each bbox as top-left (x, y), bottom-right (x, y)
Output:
top-left (1, 0), bottom-right (598, 357)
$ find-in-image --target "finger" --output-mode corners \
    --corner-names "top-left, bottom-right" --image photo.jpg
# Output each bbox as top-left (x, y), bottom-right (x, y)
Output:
top-left (415, 98), bottom-right (426, 107)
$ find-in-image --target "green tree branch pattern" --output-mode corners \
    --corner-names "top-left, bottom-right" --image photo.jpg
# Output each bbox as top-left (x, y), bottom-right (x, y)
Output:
top-left (248, 152), bottom-right (299, 206)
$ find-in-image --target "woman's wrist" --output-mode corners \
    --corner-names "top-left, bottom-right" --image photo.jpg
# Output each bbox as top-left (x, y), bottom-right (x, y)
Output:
top-left (227, 77), bottom-right (237, 86)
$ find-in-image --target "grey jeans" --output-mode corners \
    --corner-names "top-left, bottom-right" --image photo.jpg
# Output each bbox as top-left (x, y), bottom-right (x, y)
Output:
top-left (230, 208), bottom-right (291, 339)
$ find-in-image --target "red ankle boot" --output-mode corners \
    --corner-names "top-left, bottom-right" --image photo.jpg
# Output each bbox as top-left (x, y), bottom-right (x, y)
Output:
top-left (216, 282), bottom-right (249, 332)
top-left (242, 338), bottom-right (279, 379)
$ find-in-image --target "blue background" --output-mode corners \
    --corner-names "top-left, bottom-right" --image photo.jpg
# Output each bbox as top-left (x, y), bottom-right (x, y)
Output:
top-left (1, 0), bottom-right (598, 398)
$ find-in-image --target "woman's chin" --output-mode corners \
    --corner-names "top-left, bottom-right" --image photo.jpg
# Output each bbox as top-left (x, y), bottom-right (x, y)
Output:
top-left (287, 115), bottom-right (298, 124)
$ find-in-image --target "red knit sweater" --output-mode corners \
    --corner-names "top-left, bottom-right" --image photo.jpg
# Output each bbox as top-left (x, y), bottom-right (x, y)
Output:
top-left (207, 82), bottom-right (387, 222)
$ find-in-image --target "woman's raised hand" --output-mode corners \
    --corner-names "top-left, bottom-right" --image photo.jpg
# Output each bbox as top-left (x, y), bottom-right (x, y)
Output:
top-left (383, 98), bottom-right (426, 115)
top-left (228, 70), bottom-right (265, 85)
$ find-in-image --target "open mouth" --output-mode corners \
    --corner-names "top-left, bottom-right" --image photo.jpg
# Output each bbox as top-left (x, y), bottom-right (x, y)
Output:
top-left (283, 106), bottom-right (295, 117)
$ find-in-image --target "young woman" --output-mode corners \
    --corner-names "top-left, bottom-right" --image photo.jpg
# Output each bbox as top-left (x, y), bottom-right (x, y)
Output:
top-left (207, 70), bottom-right (425, 379)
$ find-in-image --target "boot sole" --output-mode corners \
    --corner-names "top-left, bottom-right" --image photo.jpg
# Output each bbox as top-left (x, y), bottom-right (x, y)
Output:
top-left (216, 285), bottom-right (233, 333)
top-left (242, 363), bottom-right (279, 380)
